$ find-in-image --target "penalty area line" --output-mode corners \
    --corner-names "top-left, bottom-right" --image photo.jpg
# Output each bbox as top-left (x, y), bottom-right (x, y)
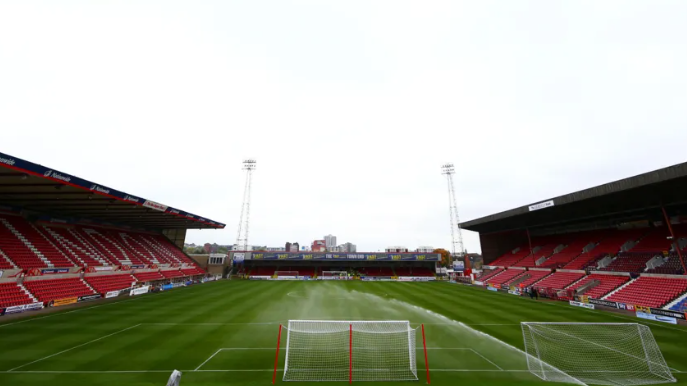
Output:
top-left (8, 324), bottom-right (142, 372)
top-left (195, 349), bottom-right (222, 371)
top-left (469, 348), bottom-right (503, 371)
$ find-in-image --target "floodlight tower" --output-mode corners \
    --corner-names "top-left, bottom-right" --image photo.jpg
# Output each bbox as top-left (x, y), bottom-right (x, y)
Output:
top-left (441, 163), bottom-right (465, 257)
top-left (236, 159), bottom-right (256, 251)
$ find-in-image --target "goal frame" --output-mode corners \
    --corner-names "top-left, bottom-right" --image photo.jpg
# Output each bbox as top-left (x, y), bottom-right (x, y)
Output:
top-left (275, 271), bottom-right (299, 279)
top-left (521, 322), bottom-right (676, 386)
top-left (321, 271), bottom-right (349, 280)
top-left (279, 320), bottom-right (423, 382)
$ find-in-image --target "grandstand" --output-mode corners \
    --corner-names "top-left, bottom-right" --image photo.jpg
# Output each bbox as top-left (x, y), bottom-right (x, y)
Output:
top-left (0, 151), bottom-right (223, 317)
top-left (240, 260), bottom-right (439, 280)
top-left (462, 161), bottom-right (687, 311)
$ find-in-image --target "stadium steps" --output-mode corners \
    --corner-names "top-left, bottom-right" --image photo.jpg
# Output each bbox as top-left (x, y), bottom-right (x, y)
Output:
top-left (83, 229), bottom-right (132, 265)
top-left (40, 226), bottom-right (88, 267)
top-left (30, 223), bottom-right (80, 267)
top-left (0, 248), bottom-right (18, 269)
top-left (114, 232), bottom-right (152, 264)
top-left (476, 268), bottom-right (504, 281)
top-left (85, 274), bottom-right (135, 293)
top-left (665, 292), bottom-right (687, 310)
top-left (514, 270), bottom-right (552, 288)
top-left (41, 225), bottom-right (107, 267)
top-left (606, 277), bottom-right (687, 308)
top-left (18, 283), bottom-right (38, 303)
top-left (81, 278), bottom-right (98, 294)
top-left (0, 282), bottom-right (34, 308)
top-left (23, 277), bottom-right (96, 302)
top-left (563, 253), bottom-right (604, 270)
top-left (102, 230), bottom-right (146, 265)
top-left (134, 271), bottom-right (166, 282)
top-left (102, 231), bottom-right (143, 265)
top-left (4, 216), bottom-right (77, 268)
top-left (119, 233), bottom-right (160, 264)
top-left (66, 228), bottom-right (116, 266)
top-left (602, 277), bottom-right (636, 300)
top-left (563, 274), bottom-right (589, 290)
top-left (533, 271), bottom-right (586, 290)
top-left (0, 217), bottom-right (52, 268)
top-left (140, 234), bottom-right (194, 265)
top-left (136, 235), bottom-right (176, 264)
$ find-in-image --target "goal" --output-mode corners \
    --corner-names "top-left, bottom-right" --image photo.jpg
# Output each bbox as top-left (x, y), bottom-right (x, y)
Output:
top-left (321, 271), bottom-right (348, 280)
top-left (521, 322), bottom-right (675, 386)
top-left (282, 320), bottom-right (418, 382)
top-left (275, 271), bottom-right (299, 279)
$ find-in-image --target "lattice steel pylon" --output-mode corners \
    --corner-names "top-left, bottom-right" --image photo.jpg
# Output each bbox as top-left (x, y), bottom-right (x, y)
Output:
top-left (441, 163), bottom-right (465, 257)
top-left (235, 159), bottom-right (256, 251)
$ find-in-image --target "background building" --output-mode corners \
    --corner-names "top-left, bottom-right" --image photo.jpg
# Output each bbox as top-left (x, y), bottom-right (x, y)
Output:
top-left (416, 246), bottom-right (435, 253)
top-left (285, 242), bottom-right (300, 252)
top-left (386, 246), bottom-right (409, 253)
top-left (341, 242), bottom-right (357, 253)
top-left (324, 234), bottom-right (337, 250)
top-left (311, 239), bottom-right (326, 252)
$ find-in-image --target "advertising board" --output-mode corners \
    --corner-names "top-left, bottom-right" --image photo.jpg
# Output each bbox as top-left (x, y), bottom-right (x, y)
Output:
top-left (588, 298), bottom-right (619, 308)
top-left (78, 294), bottom-right (102, 302)
top-left (3, 302), bottom-right (44, 315)
top-left (636, 312), bottom-right (677, 324)
top-left (42, 268), bottom-right (70, 275)
top-left (397, 277), bottom-right (436, 282)
top-left (129, 286), bottom-right (150, 296)
top-left (52, 297), bottom-right (78, 307)
top-left (569, 300), bottom-right (595, 310)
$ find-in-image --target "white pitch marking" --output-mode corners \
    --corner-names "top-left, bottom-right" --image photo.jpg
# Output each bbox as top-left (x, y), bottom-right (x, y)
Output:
top-left (207, 347), bottom-right (275, 350)
top-left (195, 349), bottom-right (222, 371)
top-left (421, 347), bottom-right (470, 350)
top-left (0, 295), bottom-right (153, 329)
top-left (469, 348), bottom-right (504, 371)
top-left (143, 322), bottom-right (282, 326)
top-left (8, 324), bottom-right (142, 372)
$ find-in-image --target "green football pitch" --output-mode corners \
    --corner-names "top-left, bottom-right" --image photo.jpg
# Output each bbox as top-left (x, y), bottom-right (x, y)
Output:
top-left (0, 280), bottom-right (685, 386)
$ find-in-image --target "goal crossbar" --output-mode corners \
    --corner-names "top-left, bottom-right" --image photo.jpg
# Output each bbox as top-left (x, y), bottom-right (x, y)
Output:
top-left (282, 320), bottom-right (419, 382)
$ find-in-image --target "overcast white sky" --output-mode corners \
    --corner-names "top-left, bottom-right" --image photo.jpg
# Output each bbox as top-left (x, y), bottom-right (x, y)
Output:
top-left (1, 1), bottom-right (686, 253)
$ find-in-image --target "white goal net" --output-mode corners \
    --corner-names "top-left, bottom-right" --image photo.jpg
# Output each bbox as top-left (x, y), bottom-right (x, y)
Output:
top-left (283, 320), bottom-right (417, 382)
top-left (321, 271), bottom-right (348, 280)
top-left (322, 271), bottom-right (347, 276)
top-left (522, 322), bottom-right (675, 386)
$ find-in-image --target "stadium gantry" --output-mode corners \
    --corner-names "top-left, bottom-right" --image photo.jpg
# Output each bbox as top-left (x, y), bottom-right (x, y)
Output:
top-left (0, 151), bottom-right (225, 316)
top-left (461, 161), bottom-right (687, 315)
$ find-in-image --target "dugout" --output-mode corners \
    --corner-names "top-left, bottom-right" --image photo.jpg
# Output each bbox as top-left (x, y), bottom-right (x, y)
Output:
top-left (461, 162), bottom-right (687, 265)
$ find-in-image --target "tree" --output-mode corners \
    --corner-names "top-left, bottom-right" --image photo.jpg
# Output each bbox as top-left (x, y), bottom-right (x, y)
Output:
top-left (433, 248), bottom-right (452, 267)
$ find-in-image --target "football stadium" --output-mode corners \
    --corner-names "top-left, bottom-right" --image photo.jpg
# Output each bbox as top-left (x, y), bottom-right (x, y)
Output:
top-left (1, 151), bottom-right (687, 386)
